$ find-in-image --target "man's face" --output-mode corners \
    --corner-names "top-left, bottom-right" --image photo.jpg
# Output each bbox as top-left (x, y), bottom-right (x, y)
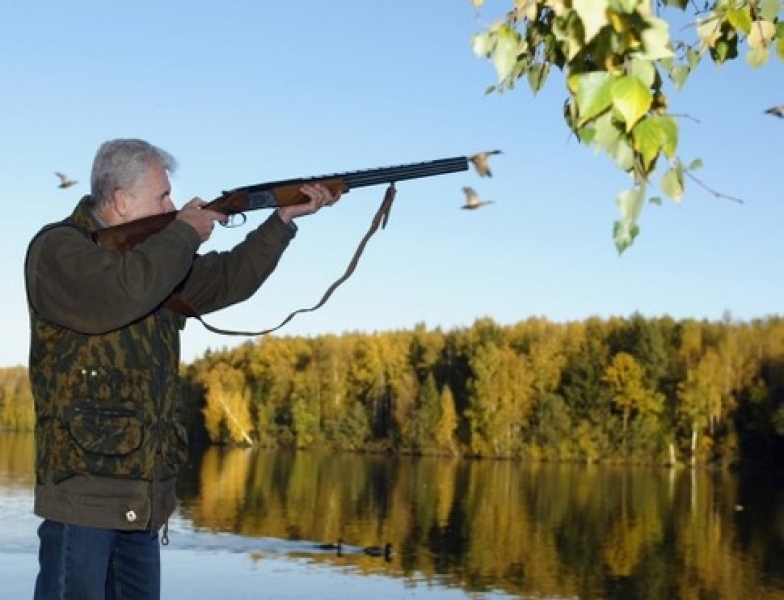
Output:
top-left (122, 161), bottom-right (175, 222)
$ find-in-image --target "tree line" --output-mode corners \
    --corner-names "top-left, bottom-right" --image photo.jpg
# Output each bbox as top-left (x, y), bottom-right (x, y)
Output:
top-left (179, 313), bottom-right (784, 466)
top-left (4, 313), bottom-right (784, 466)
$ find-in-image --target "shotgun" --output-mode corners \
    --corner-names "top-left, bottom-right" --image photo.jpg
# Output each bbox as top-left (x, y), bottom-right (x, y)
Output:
top-left (92, 156), bottom-right (469, 252)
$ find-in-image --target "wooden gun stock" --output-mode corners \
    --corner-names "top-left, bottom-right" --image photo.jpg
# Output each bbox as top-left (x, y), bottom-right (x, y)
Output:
top-left (92, 157), bottom-right (468, 252)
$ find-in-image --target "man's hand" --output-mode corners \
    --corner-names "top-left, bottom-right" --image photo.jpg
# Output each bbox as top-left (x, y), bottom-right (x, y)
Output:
top-left (176, 198), bottom-right (227, 242)
top-left (276, 183), bottom-right (343, 224)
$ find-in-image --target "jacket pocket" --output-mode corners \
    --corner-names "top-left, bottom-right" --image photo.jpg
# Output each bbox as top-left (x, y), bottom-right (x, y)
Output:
top-left (51, 367), bottom-right (152, 482)
top-left (67, 402), bottom-right (144, 456)
top-left (53, 401), bottom-right (146, 482)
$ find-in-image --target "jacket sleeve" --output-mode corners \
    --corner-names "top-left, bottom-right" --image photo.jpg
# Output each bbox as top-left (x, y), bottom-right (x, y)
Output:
top-left (174, 211), bottom-right (295, 316)
top-left (25, 220), bottom-right (202, 334)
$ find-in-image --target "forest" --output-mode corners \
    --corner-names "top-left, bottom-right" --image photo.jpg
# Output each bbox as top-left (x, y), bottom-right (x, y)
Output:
top-left (3, 313), bottom-right (784, 466)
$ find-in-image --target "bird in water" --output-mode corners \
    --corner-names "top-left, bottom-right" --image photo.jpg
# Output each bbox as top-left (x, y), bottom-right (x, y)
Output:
top-left (468, 150), bottom-right (502, 177)
top-left (315, 538), bottom-right (343, 552)
top-left (363, 542), bottom-right (394, 561)
top-left (765, 105), bottom-right (784, 118)
top-left (55, 172), bottom-right (78, 189)
top-left (461, 186), bottom-right (495, 210)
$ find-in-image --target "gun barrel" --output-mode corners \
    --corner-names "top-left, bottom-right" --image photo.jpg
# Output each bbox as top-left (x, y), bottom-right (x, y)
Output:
top-left (242, 156), bottom-right (469, 196)
top-left (343, 156), bottom-right (469, 188)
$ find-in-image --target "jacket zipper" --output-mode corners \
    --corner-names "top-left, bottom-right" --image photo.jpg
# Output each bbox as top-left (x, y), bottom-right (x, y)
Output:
top-left (151, 311), bottom-right (166, 540)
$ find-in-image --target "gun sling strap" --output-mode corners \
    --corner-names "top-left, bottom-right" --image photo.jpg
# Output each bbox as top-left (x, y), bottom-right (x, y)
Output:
top-left (166, 183), bottom-right (398, 336)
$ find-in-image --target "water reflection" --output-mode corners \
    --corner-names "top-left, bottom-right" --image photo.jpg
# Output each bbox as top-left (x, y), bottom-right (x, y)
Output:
top-left (0, 431), bottom-right (34, 489)
top-left (4, 432), bottom-right (784, 598)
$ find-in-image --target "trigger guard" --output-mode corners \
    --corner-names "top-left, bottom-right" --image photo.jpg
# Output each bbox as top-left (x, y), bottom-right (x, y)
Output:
top-left (223, 213), bottom-right (247, 228)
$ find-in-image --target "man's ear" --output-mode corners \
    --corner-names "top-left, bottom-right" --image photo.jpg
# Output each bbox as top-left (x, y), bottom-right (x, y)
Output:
top-left (112, 188), bottom-right (130, 218)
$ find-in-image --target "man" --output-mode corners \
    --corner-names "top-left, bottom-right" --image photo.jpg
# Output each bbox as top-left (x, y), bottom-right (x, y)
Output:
top-left (24, 138), bottom-right (340, 599)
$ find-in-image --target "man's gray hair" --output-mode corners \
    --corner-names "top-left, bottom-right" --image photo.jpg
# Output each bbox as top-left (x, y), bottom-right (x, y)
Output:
top-left (88, 139), bottom-right (177, 210)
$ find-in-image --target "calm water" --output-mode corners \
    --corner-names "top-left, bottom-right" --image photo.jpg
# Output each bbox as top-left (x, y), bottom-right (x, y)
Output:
top-left (3, 431), bottom-right (784, 599)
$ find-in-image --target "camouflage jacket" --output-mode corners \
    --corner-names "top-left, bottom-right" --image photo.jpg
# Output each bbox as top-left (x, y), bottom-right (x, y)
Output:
top-left (25, 197), bottom-right (294, 531)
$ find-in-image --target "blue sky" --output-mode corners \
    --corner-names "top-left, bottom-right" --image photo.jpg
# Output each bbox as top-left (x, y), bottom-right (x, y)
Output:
top-left (1, 1), bottom-right (783, 367)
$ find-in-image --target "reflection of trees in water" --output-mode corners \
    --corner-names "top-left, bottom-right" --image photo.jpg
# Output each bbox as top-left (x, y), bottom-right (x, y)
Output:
top-left (1, 435), bottom-right (781, 598)
top-left (172, 445), bottom-right (784, 599)
top-left (0, 431), bottom-right (34, 487)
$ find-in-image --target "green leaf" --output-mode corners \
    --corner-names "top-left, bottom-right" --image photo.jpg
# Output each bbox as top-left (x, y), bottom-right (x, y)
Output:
top-left (631, 118), bottom-right (662, 170)
top-left (632, 115), bottom-right (678, 162)
top-left (614, 185), bottom-right (645, 253)
top-left (573, 0), bottom-right (610, 43)
top-left (727, 7), bottom-right (752, 35)
top-left (747, 20), bottom-right (776, 50)
top-left (613, 219), bottom-right (639, 254)
top-left (560, 10), bottom-right (588, 61)
top-left (471, 31), bottom-right (495, 58)
top-left (578, 127), bottom-right (596, 144)
top-left (527, 62), bottom-right (549, 93)
top-left (760, 0), bottom-right (780, 22)
top-left (616, 186), bottom-right (645, 225)
top-left (697, 15), bottom-right (722, 50)
top-left (570, 71), bottom-right (615, 125)
top-left (712, 36), bottom-right (739, 63)
top-left (668, 65), bottom-right (690, 89)
top-left (686, 47), bottom-right (701, 70)
top-left (594, 112), bottom-right (635, 171)
top-left (628, 57), bottom-right (656, 88)
top-left (660, 165), bottom-right (684, 202)
top-left (611, 75), bottom-right (652, 131)
top-left (492, 25), bottom-right (520, 82)
top-left (593, 111), bottom-right (622, 154)
top-left (612, 138), bottom-right (636, 172)
top-left (637, 17), bottom-right (674, 60)
top-left (746, 45), bottom-right (770, 67)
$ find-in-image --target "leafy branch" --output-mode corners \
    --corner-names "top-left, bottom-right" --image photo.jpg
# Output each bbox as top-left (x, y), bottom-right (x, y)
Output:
top-left (470, 0), bottom-right (783, 252)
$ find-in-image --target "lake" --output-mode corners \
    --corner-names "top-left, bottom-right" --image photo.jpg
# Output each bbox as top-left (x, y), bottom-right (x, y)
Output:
top-left (3, 431), bottom-right (784, 599)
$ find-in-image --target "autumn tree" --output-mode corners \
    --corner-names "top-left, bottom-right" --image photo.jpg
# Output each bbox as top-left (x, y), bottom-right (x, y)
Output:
top-left (290, 370), bottom-right (322, 449)
top-left (466, 340), bottom-right (534, 457)
top-left (200, 362), bottom-right (254, 446)
top-left (347, 334), bottom-right (414, 444)
top-left (471, 0), bottom-right (784, 251)
top-left (310, 335), bottom-right (349, 444)
top-left (559, 318), bottom-right (612, 457)
top-left (435, 384), bottom-right (460, 455)
top-left (409, 373), bottom-right (442, 452)
top-left (676, 349), bottom-right (724, 462)
top-left (602, 351), bottom-right (666, 455)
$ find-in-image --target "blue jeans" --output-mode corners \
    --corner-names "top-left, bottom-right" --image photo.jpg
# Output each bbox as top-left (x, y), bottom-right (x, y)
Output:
top-left (34, 519), bottom-right (161, 600)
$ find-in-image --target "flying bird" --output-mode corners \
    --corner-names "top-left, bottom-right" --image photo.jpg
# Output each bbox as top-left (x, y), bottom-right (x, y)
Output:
top-left (468, 150), bottom-right (503, 177)
top-left (765, 105), bottom-right (784, 118)
top-left (461, 186), bottom-right (495, 210)
top-left (55, 172), bottom-right (78, 189)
